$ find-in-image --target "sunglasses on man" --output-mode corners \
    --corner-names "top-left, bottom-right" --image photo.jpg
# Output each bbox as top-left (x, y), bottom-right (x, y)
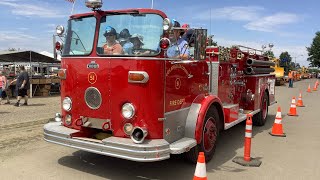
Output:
top-left (105, 34), bottom-right (115, 37)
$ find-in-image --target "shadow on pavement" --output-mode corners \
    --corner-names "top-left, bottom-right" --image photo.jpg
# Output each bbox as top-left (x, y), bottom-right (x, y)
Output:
top-left (24, 104), bottom-right (46, 107)
top-left (57, 113), bottom-right (276, 180)
top-left (0, 112), bottom-right (10, 114)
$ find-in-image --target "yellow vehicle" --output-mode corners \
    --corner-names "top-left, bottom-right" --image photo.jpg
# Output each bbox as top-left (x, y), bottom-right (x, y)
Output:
top-left (301, 66), bottom-right (310, 79)
top-left (271, 58), bottom-right (285, 85)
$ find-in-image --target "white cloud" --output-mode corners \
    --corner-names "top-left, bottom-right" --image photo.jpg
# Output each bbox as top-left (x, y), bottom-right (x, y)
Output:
top-left (189, 5), bottom-right (301, 34)
top-left (215, 37), bottom-right (309, 66)
top-left (17, 28), bottom-right (29, 31)
top-left (192, 6), bottom-right (263, 21)
top-left (0, 31), bottom-right (35, 41)
top-left (0, 31), bottom-right (52, 52)
top-left (213, 6), bottom-right (263, 21)
top-left (0, 0), bottom-right (64, 18)
top-left (244, 13), bottom-right (300, 32)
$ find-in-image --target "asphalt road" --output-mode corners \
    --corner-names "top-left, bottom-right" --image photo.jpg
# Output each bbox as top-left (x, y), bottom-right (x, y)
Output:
top-left (0, 79), bottom-right (319, 180)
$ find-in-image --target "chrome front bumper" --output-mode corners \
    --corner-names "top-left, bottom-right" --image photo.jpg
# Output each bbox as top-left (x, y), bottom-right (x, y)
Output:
top-left (44, 122), bottom-right (173, 162)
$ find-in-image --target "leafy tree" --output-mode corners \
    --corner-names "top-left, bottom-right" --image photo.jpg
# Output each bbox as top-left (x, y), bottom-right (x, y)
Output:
top-left (306, 31), bottom-right (320, 67)
top-left (8, 48), bottom-right (17, 51)
top-left (289, 62), bottom-right (296, 71)
top-left (279, 51), bottom-right (292, 73)
top-left (295, 63), bottom-right (301, 69)
top-left (207, 35), bottom-right (217, 46)
top-left (263, 50), bottom-right (275, 58)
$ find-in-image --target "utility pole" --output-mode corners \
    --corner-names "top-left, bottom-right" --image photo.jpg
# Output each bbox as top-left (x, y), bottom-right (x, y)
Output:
top-left (293, 55), bottom-right (303, 70)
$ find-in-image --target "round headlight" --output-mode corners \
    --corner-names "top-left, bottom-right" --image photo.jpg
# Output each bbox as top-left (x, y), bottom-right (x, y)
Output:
top-left (163, 18), bottom-right (171, 31)
top-left (65, 114), bottom-right (72, 125)
top-left (56, 25), bottom-right (65, 36)
top-left (121, 103), bottom-right (135, 119)
top-left (62, 97), bottom-right (72, 111)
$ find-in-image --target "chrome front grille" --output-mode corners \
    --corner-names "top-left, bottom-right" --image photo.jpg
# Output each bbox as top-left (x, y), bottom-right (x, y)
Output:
top-left (85, 87), bottom-right (102, 109)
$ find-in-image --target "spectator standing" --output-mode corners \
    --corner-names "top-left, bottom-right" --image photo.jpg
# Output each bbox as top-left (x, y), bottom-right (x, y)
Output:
top-left (288, 70), bottom-right (293, 88)
top-left (0, 71), bottom-right (10, 104)
top-left (11, 66), bottom-right (30, 106)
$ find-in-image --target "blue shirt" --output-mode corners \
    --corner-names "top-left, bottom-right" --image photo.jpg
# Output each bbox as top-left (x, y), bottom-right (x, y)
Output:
top-left (167, 38), bottom-right (190, 58)
top-left (122, 42), bottom-right (134, 55)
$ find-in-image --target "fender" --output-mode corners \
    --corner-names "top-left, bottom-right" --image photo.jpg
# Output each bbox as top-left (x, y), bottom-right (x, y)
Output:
top-left (260, 80), bottom-right (270, 106)
top-left (184, 93), bottom-right (224, 144)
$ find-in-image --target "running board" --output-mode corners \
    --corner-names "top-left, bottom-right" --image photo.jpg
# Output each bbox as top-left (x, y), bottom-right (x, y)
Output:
top-left (224, 109), bottom-right (260, 130)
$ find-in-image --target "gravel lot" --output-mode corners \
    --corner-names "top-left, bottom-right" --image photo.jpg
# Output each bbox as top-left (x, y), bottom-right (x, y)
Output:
top-left (0, 96), bottom-right (60, 126)
top-left (1, 79), bottom-right (320, 180)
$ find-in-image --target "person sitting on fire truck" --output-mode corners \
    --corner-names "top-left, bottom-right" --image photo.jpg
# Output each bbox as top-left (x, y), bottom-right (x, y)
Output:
top-left (103, 26), bottom-right (124, 55)
top-left (167, 21), bottom-right (190, 60)
top-left (118, 28), bottom-right (133, 55)
top-left (181, 23), bottom-right (190, 41)
top-left (129, 34), bottom-right (151, 55)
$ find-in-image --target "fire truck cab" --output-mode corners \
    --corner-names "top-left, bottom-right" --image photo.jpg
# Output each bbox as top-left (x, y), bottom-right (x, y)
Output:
top-left (44, 1), bottom-right (276, 163)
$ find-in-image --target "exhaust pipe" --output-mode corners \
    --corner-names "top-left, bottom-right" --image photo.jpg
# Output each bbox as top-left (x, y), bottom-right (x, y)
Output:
top-left (246, 58), bottom-right (275, 67)
top-left (245, 67), bottom-right (275, 75)
top-left (131, 127), bottom-right (148, 144)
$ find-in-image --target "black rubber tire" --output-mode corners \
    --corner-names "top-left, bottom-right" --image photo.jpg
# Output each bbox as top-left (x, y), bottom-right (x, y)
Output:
top-left (253, 92), bottom-right (269, 126)
top-left (185, 106), bottom-right (220, 163)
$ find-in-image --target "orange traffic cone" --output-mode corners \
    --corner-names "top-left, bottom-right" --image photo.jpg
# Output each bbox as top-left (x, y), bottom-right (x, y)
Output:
top-left (269, 107), bottom-right (286, 137)
top-left (193, 152), bottom-right (207, 180)
top-left (288, 97), bottom-right (298, 116)
top-left (316, 80), bottom-right (319, 88)
top-left (307, 84), bottom-right (312, 93)
top-left (296, 91), bottom-right (305, 107)
top-left (313, 82), bottom-right (318, 91)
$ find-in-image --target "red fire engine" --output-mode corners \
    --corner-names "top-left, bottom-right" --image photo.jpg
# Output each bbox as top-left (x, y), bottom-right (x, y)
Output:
top-left (44, 0), bottom-right (276, 163)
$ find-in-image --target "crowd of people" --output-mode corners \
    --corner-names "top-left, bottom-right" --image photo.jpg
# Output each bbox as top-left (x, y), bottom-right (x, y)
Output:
top-left (0, 66), bottom-right (30, 106)
top-left (102, 26), bottom-right (151, 56)
top-left (102, 21), bottom-right (192, 59)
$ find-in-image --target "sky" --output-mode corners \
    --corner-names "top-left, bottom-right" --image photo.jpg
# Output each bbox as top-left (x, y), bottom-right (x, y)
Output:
top-left (0, 0), bottom-right (319, 66)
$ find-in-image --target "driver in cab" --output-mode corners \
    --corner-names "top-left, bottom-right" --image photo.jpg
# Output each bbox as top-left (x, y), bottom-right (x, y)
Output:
top-left (129, 34), bottom-right (151, 55)
top-left (103, 26), bottom-right (124, 55)
top-left (167, 21), bottom-right (190, 60)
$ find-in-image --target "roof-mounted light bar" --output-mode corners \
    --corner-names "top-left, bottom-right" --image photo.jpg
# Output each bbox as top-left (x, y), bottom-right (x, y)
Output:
top-left (85, 0), bottom-right (103, 10)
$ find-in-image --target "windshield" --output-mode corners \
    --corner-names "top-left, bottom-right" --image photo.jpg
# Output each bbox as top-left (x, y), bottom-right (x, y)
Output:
top-left (97, 13), bottom-right (163, 56)
top-left (63, 16), bottom-right (96, 56)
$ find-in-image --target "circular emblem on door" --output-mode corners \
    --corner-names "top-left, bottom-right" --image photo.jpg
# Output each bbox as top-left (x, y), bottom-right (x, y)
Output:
top-left (175, 78), bottom-right (181, 89)
top-left (88, 72), bottom-right (97, 84)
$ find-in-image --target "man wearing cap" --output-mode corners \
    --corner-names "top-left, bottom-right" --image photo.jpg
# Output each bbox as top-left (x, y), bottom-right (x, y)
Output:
top-left (129, 34), bottom-right (153, 55)
top-left (103, 26), bottom-right (123, 55)
top-left (119, 28), bottom-right (133, 55)
top-left (181, 24), bottom-right (190, 41)
top-left (10, 66), bottom-right (29, 106)
top-left (167, 22), bottom-right (190, 60)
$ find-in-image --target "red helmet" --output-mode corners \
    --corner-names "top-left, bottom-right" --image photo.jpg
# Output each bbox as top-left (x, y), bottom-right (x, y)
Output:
top-left (182, 24), bottom-right (190, 29)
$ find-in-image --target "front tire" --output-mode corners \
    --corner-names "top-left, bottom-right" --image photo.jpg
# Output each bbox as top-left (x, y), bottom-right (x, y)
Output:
top-left (185, 106), bottom-right (220, 163)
